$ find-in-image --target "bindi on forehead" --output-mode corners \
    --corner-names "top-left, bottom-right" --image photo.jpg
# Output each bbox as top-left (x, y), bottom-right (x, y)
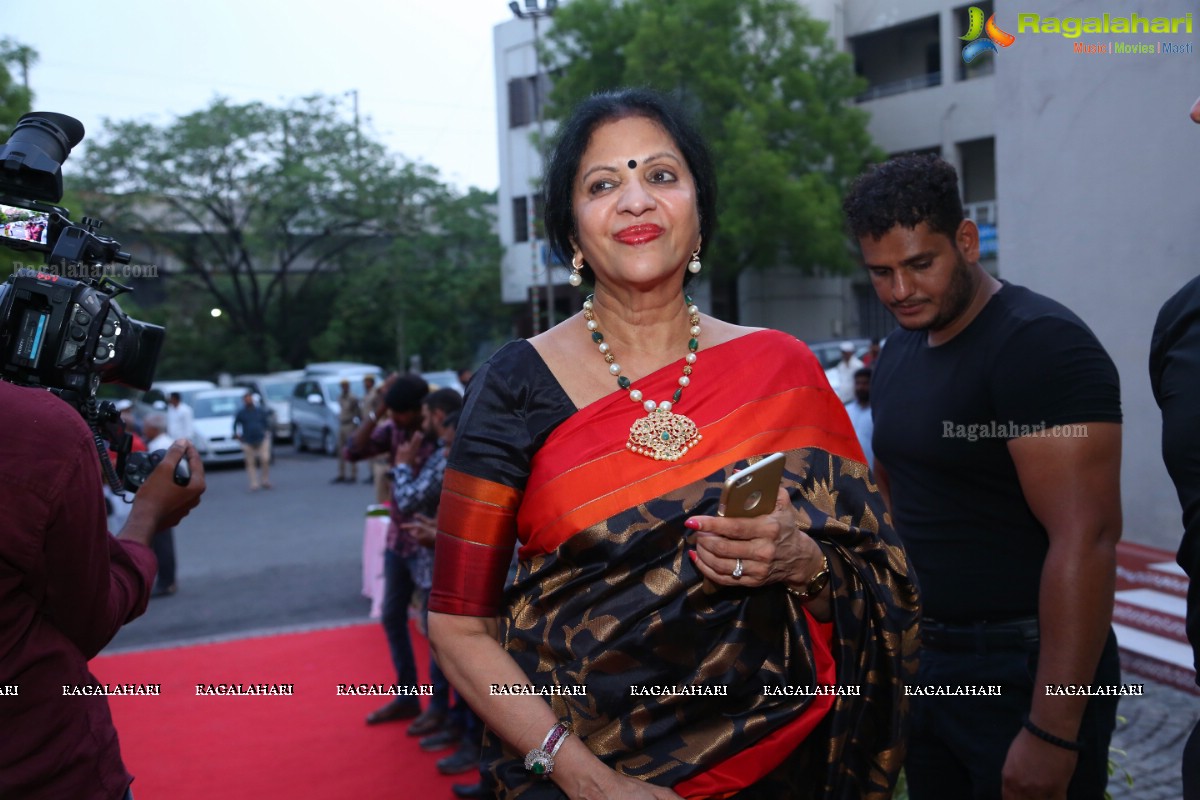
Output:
top-left (627, 159), bottom-right (637, 169)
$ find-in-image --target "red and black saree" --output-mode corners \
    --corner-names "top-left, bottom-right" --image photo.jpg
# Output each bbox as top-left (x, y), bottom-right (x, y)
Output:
top-left (430, 330), bottom-right (919, 799)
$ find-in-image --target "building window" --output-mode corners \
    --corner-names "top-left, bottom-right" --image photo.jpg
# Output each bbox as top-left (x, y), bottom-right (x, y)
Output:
top-left (851, 15), bottom-right (942, 102)
top-left (959, 137), bottom-right (997, 257)
top-left (508, 74), bottom-right (553, 129)
top-left (508, 78), bottom-right (534, 129)
top-left (513, 196), bottom-right (529, 242)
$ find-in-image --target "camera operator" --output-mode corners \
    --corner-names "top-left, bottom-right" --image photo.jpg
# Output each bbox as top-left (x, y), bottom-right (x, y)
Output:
top-left (0, 380), bottom-right (206, 800)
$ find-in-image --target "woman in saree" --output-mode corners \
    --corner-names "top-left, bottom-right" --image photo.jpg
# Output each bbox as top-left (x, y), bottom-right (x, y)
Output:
top-left (428, 88), bottom-right (919, 799)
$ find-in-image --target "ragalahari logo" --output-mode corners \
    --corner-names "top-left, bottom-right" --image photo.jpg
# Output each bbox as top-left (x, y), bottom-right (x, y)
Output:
top-left (961, 7), bottom-right (1016, 62)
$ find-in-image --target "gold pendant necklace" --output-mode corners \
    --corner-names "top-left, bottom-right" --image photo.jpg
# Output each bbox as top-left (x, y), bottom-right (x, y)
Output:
top-left (582, 294), bottom-right (703, 461)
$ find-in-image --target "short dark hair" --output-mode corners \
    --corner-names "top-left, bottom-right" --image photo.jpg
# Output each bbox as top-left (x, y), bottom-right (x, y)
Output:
top-left (424, 387), bottom-right (462, 417)
top-left (854, 367), bottom-right (873, 380)
top-left (543, 87), bottom-right (717, 286)
top-left (842, 154), bottom-right (964, 241)
top-left (384, 374), bottom-right (429, 413)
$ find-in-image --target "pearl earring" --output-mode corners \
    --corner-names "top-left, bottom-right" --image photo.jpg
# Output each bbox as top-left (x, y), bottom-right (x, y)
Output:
top-left (569, 252), bottom-right (584, 287)
top-left (687, 246), bottom-right (702, 274)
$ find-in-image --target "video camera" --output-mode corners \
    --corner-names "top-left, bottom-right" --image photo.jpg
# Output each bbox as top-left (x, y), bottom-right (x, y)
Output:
top-left (0, 112), bottom-right (166, 493)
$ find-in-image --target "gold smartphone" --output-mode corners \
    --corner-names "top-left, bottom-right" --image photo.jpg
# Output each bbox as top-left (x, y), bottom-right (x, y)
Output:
top-left (718, 452), bottom-right (786, 518)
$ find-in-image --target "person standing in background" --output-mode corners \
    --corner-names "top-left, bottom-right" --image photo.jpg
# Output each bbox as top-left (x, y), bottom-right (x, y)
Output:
top-left (361, 374), bottom-right (390, 500)
top-left (333, 379), bottom-right (361, 484)
top-left (233, 391), bottom-right (273, 491)
top-left (827, 341), bottom-right (865, 404)
top-left (844, 367), bottom-right (874, 470)
top-left (165, 391), bottom-right (194, 441)
top-left (861, 338), bottom-right (882, 367)
top-left (349, 374), bottom-right (433, 726)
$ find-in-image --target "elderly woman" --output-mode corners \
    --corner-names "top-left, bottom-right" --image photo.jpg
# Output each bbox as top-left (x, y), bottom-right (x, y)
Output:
top-left (428, 88), bottom-right (918, 799)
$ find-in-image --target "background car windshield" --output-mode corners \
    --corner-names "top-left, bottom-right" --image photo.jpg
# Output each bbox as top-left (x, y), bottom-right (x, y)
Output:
top-left (321, 378), bottom-right (368, 400)
top-left (264, 383), bottom-right (298, 401)
top-left (193, 396), bottom-right (241, 417)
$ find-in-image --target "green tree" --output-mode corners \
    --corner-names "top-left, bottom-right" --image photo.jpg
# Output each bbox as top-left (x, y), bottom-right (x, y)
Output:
top-left (76, 95), bottom-right (487, 373)
top-left (0, 39), bottom-right (37, 278)
top-left (0, 39), bottom-right (35, 136)
top-left (544, 0), bottom-right (881, 316)
top-left (314, 186), bottom-right (510, 372)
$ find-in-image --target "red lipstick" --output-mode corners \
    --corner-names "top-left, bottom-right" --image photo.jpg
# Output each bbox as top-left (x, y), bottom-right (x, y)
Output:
top-left (614, 224), bottom-right (664, 245)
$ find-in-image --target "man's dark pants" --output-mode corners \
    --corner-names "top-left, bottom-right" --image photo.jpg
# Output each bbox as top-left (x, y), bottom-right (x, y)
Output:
top-left (906, 629), bottom-right (1120, 800)
top-left (1185, 719), bottom-right (1200, 800)
top-left (381, 549), bottom-right (418, 688)
top-left (151, 528), bottom-right (176, 591)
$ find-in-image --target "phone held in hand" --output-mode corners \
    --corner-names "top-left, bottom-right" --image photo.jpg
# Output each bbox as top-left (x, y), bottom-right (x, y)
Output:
top-left (718, 452), bottom-right (786, 518)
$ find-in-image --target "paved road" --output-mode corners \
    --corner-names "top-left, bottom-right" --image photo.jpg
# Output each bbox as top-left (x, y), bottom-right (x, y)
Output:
top-left (107, 445), bottom-right (380, 652)
top-left (101, 448), bottom-right (1200, 797)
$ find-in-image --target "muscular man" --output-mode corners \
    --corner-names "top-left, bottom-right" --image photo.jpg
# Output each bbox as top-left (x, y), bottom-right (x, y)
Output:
top-left (844, 154), bottom-right (1123, 799)
top-left (0, 382), bottom-right (206, 799)
top-left (1146, 91), bottom-right (1200, 800)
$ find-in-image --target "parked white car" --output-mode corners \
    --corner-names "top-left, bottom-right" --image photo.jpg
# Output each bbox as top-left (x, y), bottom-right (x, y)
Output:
top-left (189, 388), bottom-right (250, 465)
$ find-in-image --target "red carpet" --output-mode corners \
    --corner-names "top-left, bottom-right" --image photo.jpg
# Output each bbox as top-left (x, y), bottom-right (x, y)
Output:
top-left (92, 623), bottom-right (473, 800)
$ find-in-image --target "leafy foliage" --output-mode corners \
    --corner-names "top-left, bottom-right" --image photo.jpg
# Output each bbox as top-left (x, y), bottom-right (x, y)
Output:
top-left (0, 39), bottom-right (37, 277)
top-left (75, 96), bottom-right (505, 375)
top-left (544, 0), bottom-right (881, 284)
top-left (0, 39), bottom-right (35, 137)
top-left (312, 186), bottom-right (510, 372)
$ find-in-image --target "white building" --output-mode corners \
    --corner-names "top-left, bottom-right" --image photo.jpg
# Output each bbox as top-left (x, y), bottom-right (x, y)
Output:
top-left (494, 13), bottom-right (568, 333)
top-left (494, 1), bottom-right (1200, 548)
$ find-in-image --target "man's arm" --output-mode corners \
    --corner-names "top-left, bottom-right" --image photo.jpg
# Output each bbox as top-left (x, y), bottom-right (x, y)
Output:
top-left (392, 448), bottom-right (443, 515)
top-left (347, 415), bottom-right (391, 461)
top-left (1001, 422), bottom-right (1122, 799)
top-left (47, 441), bottom-right (205, 659)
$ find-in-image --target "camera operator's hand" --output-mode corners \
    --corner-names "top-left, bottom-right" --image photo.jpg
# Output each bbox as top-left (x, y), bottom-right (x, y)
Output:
top-left (117, 439), bottom-right (206, 547)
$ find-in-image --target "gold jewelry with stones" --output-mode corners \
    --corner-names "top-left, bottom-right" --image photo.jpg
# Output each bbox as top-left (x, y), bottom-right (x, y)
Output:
top-left (582, 294), bottom-right (703, 461)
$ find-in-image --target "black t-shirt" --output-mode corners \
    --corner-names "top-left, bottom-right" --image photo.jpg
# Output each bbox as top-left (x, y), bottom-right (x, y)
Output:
top-left (871, 282), bottom-right (1121, 622)
top-left (1149, 274), bottom-right (1200, 684)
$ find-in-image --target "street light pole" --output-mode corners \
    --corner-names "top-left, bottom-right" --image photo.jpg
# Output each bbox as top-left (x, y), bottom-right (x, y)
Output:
top-left (510, 0), bottom-right (558, 334)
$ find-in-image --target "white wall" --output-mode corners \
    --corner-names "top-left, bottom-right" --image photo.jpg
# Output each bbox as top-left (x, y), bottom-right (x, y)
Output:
top-left (739, 270), bottom-right (858, 342)
top-left (495, 18), bottom-right (542, 304)
top-left (994, 0), bottom-right (1200, 549)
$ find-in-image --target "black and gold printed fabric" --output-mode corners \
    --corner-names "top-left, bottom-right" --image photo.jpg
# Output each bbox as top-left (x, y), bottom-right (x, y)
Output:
top-left (430, 332), bottom-right (920, 799)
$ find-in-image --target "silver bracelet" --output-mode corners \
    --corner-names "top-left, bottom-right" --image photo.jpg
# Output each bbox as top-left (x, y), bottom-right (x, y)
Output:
top-left (524, 721), bottom-right (571, 778)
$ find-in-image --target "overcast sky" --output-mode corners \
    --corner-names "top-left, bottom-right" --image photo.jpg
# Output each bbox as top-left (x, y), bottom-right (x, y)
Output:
top-left (6, 0), bottom-right (517, 193)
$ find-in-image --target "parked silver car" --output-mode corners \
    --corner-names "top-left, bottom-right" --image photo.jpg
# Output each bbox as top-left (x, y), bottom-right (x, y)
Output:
top-left (289, 372), bottom-right (381, 455)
